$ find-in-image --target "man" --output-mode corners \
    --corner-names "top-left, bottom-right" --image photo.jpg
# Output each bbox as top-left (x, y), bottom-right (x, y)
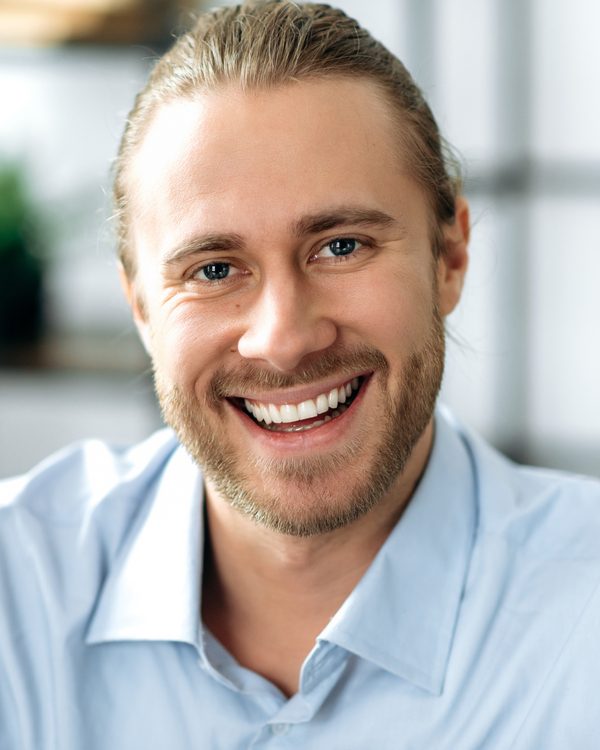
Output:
top-left (1, 2), bottom-right (599, 748)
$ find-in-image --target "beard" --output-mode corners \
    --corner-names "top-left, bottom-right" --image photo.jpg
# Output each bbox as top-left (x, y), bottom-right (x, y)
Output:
top-left (154, 304), bottom-right (445, 537)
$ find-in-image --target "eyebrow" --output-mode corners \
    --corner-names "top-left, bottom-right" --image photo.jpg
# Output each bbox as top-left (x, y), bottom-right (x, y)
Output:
top-left (161, 233), bottom-right (245, 268)
top-left (161, 206), bottom-right (401, 268)
top-left (292, 207), bottom-right (399, 236)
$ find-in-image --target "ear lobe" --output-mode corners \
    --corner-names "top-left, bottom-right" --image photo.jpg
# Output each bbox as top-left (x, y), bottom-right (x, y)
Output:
top-left (437, 196), bottom-right (470, 316)
top-left (118, 263), bottom-right (152, 355)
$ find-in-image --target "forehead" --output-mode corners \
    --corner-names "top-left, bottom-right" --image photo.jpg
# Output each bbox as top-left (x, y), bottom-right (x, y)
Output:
top-left (128, 78), bottom-right (427, 253)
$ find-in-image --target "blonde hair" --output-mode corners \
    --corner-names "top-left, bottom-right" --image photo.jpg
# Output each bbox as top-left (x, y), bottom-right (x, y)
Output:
top-left (114, 1), bottom-right (461, 276)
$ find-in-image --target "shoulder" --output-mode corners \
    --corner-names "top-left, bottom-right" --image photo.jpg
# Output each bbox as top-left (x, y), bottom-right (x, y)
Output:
top-left (0, 428), bottom-right (183, 629)
top-left (0, 429), bottom-right (181, 565)
top-left (0, 429), bottom-right (185, 736)
top-left (0, 428), bottom-right (179, 518)
top-left (455, 417), bottom-right (600, 559)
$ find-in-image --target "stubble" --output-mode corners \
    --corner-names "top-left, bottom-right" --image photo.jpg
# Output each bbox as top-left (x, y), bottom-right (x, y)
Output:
top-left (154, 303), bottom-right (445, 537)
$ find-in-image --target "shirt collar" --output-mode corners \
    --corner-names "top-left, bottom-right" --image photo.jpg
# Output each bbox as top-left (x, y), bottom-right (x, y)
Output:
top-left (86, 408), bottom-right (477, 696)
top-left (320, 407), bottom-right (477, 695)
top-left (86, 443), bottom-right (204, 647)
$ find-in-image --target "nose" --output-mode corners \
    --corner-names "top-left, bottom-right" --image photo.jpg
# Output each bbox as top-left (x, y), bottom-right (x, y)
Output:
top-left (237, 276), bottom-right (337, 371)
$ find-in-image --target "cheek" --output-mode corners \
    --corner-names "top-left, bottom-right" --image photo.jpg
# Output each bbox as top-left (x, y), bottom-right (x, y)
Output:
top-left (149, 303), bottom-right (235, 386)
top-left (343, 267), bottom-right (435, 353)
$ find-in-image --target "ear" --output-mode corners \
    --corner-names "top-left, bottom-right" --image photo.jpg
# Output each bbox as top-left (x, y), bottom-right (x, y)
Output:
top-left (118, 263), bottom-right (152, 355)
top-left (436, 196), bottom-right (470, 316)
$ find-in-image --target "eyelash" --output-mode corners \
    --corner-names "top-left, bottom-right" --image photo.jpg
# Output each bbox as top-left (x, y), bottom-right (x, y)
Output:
top-left (190, 261), bottom-right (241, 284)
top-left (310, 236), bottom-right (369, 263)
top-left (188, 235), bottom-right (372, 285)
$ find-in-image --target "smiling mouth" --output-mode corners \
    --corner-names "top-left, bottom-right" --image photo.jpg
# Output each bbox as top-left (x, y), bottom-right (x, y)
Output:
top-left (230, 376), bottom-right (364, 433)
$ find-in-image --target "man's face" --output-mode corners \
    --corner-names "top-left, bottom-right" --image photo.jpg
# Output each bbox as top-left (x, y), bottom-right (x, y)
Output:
top-left (125, 78), bottom-right (467, 535)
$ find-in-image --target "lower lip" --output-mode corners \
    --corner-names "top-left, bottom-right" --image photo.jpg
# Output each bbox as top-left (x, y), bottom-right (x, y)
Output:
top-left (226, 376), bottom-right (371, 454)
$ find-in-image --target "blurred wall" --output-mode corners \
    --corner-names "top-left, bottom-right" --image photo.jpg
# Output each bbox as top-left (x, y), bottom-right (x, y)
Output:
top-left (0, 46), bottom-right (159, 475)
top-left (1, 0), bottom-right (599, 477)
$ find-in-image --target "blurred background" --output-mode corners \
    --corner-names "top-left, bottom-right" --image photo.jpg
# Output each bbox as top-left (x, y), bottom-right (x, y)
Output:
top-left (0, 0), bottom-right (598, 478)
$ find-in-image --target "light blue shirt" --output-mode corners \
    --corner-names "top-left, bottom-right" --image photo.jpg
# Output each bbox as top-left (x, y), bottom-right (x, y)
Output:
top-left (1, 409), bottom-right (600, 749)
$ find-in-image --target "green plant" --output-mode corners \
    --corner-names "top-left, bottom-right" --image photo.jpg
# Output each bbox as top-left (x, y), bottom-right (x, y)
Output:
top-left (0, 164), bottom-right (45, 347)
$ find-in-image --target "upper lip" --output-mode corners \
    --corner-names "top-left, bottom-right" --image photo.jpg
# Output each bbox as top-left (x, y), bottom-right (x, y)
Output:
top-left (228, 371), bottom-right (369, 406)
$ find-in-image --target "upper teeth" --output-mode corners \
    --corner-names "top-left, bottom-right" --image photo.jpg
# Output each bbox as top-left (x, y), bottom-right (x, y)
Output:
top-left (243, 378), bottom-right (359, 425)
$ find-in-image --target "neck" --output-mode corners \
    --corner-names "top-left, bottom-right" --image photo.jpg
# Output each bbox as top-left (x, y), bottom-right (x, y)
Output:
top-left (201, 420), bottom-right (434, 696)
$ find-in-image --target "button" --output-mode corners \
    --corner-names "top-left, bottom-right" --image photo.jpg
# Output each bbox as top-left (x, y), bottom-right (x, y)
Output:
top-left (270, 723), bottom-right (290, 736)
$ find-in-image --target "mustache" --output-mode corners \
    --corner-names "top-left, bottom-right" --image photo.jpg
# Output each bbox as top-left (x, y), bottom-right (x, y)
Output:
top-left (209, 346), bottom-right (389, 399)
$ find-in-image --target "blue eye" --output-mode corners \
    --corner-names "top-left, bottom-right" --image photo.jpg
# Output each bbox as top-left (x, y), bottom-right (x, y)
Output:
top-left (317, 237), bottom-right (363, 259)
top-left (199, 262), bottom-right (230, 281)
top-left (328, 238), bottom-right (359, 256)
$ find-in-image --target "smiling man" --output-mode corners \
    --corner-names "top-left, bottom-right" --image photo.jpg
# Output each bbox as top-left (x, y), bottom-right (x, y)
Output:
top-left (127, 78), bottom-right (461, 544)
top-left (2, 3), bottom-right (600, 749)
